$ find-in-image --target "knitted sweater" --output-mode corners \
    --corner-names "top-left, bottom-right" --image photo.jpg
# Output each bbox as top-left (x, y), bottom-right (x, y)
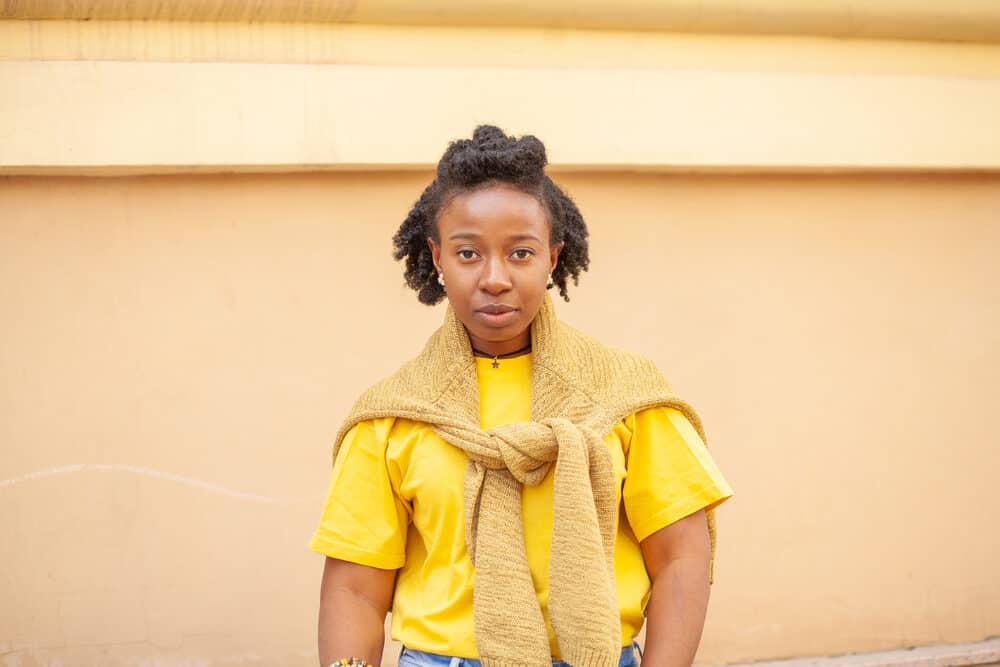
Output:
top-left (333, 294), bottom-right (716, 667)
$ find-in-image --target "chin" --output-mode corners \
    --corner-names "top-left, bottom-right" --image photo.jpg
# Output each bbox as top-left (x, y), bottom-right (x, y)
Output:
top-left (474, 327), bottom-right (514, 341)
top-left (475, 321), bottom-right (524, 340)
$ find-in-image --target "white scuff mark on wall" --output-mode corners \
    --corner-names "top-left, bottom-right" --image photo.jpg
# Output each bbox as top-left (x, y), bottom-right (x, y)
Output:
top-left (0, 464), bottom-right (302, 505)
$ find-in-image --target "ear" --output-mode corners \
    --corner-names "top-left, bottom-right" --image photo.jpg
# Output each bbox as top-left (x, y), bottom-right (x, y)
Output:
top-left (428, 237), bottom-right (443, 273)
top-left (548, 242), bottom-right (563, 273)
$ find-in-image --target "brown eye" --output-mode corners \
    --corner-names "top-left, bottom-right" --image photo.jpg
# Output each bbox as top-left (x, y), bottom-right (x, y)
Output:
top-left (458, 250), bottom-right (478, 260)
top-left (511, 248), bottom-right (534, 260)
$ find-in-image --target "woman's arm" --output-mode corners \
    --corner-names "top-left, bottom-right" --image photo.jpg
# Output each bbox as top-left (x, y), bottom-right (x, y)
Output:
top-left (318, 556), bottom-right (397, 667)
top-left (639, 509), bottom-right (712, 667)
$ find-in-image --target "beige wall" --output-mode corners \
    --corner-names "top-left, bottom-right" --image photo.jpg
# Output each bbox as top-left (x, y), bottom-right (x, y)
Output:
top-left (3, 1), bottom-right (1000, 663)
top-left (1, 171), bottom-right (998, 665)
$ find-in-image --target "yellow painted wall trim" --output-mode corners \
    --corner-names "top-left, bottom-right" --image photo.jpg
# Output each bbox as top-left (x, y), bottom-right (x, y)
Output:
top-left (2, 61), bottom-right (999, 174)
top-left (4, 0), bottom-right (1000, 44)
top-left (5, 21), bottom-right (1000, 77)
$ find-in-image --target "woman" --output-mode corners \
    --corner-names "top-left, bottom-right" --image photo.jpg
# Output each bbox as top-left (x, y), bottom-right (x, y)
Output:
top-left (310, 126), bottom-right (732, 667)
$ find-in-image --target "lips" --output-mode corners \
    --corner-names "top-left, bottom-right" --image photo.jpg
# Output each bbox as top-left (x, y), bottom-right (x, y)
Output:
top-left (478, 304), bottom-right (517, 314)
top-left (475, 304), bottom-right (520, 327)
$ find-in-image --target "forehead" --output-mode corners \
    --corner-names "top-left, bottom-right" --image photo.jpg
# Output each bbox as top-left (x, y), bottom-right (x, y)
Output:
top-left (437, 183), bottom-right (549, 240)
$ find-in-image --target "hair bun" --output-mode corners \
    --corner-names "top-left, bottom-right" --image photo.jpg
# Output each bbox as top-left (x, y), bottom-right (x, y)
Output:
top-left (471, 125), bottom-right (510, 150)
top-left (439, 125), bottom-right (548, 186)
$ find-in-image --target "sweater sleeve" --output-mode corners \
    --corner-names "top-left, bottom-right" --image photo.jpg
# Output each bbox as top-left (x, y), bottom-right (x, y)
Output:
top-left (623, 406), bottom-right (733, 542)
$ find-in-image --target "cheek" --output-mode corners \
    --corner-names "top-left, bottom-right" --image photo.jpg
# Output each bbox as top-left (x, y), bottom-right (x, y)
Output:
top-left (446, 266), bottom-right (480, 295)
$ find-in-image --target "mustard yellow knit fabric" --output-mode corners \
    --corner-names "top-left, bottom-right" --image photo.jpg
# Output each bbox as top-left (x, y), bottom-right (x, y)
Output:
top-left (333, 294), bottom-right (716, 667)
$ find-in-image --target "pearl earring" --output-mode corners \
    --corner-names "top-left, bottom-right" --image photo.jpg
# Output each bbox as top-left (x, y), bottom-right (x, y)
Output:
top-left (546, 273), bottom-right (554, 289)
top-left (438, 272), bottom-right (445, 287)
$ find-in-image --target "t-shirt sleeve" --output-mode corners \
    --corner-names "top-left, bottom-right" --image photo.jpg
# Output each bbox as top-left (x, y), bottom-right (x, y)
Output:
top-left (623, 406), bottom-right (734, 542)
top-left (307, 417), bottom-right (410, 569)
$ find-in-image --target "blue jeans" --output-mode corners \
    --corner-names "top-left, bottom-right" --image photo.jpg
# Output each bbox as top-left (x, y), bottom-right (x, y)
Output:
top-left (398, 642), bottom-right (641, 667)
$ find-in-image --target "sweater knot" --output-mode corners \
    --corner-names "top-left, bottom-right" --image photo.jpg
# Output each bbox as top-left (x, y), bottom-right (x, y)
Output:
top-left (485, 417), bottom-right (600, 486)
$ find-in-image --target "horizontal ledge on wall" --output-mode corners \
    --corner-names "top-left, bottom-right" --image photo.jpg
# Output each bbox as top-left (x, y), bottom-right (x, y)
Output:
top-left (723, 637), bottom-right (1000, 667)
top-left (6, 22), bottom-right (1000, 76)
top-left (4, 165), bottom-right (1000, 178)
top-left (4, 0), bottom-right (1000, 44)
top-left (2, 62), bottom-right (1000, 174)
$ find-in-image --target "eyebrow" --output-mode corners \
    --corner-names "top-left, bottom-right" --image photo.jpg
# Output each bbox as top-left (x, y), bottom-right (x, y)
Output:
top-left (448, 232), bottom-right (543, 243)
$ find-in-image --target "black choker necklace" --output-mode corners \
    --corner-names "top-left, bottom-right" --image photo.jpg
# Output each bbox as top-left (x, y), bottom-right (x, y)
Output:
top-left (472, 343), bottom-right (532, 369)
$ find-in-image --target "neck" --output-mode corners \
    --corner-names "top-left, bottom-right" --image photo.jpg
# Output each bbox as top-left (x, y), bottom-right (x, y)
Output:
top-left (472, 343), bottom-right (532, 361)
top-left (467, 328), bottom-right (531, 357)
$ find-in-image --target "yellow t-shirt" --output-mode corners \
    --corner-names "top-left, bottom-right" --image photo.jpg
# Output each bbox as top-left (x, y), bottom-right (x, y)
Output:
top-left (309, 353), bottom-right (732, 659)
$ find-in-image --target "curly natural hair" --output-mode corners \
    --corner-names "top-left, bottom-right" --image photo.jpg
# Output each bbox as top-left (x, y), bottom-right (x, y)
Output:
top-left (392, 125), bottom-right (590, 305)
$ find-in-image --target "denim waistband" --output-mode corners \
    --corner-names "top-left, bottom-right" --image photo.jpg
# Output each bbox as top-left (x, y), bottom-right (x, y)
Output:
top-left (398, 642), bottom-right (641, 667)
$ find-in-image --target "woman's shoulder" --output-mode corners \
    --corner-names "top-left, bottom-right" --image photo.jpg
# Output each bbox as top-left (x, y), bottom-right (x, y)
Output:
top-left (344, 414), bottom-right (437, 439)
top-left (554, 320), bottom-right (672, 391)
top-left (330, 338), bottom-right (448, 462)
top-left (551, 320), bottom-right (711, 439)
top-left (334, 414), bottom-right (441, 469)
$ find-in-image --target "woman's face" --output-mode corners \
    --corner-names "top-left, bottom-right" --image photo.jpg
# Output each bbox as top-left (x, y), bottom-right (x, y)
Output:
top-left (429, 183), bottom-right (562, 356)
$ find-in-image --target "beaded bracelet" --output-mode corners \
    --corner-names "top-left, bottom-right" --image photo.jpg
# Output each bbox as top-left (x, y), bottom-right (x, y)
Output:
top-left (329, 659), bottom-right (374, 667)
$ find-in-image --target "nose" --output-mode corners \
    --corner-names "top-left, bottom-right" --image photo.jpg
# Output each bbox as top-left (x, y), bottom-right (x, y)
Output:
top-left (479, 256), bottom-right (513, 294)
